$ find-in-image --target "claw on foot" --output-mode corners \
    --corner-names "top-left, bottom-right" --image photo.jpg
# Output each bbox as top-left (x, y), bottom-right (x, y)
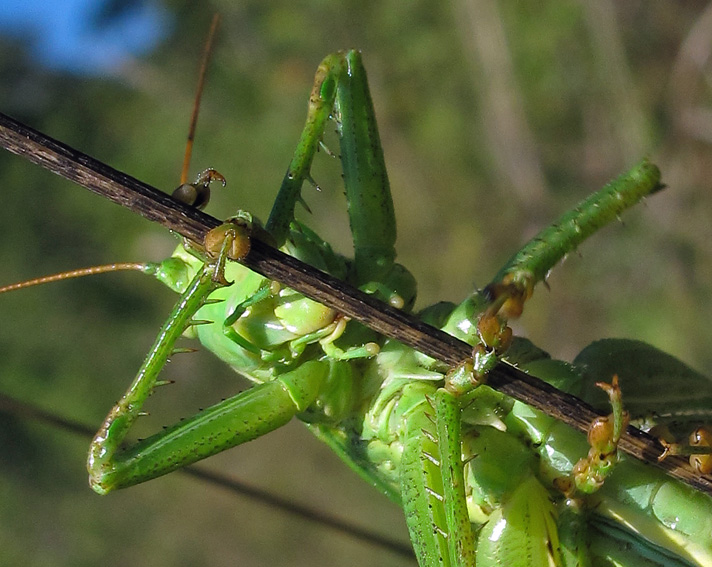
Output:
top-left (173, 168), bottom-right (227, 209)
top-left (557, 375), bottom-right (629, 495)
top-left (476, 313), bottom-right (513, 352)
top-left (690, 428), bottom-right (712, 474)
top-left (484, 272), bottom-right (535, 320)
top-left (443, 359), bottom-right (482, 397)
top-left (477, 272), bottom-right (534, 354)
top-left (659, 427), bottom-right (712, 475)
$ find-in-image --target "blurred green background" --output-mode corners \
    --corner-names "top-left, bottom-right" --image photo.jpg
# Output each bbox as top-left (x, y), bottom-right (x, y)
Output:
top-left (1, 1), bottom-right (711, 566)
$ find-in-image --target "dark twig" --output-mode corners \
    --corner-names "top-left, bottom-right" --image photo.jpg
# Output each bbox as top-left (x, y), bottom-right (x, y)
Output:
top-left (1, 111), bottom-right (711, 494)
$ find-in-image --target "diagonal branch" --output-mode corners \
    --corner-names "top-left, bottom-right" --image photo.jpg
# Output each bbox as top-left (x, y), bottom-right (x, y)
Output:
top-left (1, 110), bottom-right (710, 494)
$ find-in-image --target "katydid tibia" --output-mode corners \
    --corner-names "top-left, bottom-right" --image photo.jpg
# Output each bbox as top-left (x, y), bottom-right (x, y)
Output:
top-left (4, 49), bottom-right (712, 567)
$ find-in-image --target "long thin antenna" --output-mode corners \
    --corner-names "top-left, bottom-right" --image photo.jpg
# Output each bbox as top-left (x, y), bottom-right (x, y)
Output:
top-left (0, 263), bottom-right (154, 294)
top-left (180, 13), bottom-right (221, 185)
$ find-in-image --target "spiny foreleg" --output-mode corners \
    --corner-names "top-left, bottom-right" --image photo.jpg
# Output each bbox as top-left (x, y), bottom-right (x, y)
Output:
top-left (400, 363), bottom-right (479, 567)
top-left (477, 160), bottom-right (662, 356)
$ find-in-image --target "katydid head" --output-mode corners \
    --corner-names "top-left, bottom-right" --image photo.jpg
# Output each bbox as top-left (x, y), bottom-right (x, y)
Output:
top-left (204, 215), bottom-right (252, 262)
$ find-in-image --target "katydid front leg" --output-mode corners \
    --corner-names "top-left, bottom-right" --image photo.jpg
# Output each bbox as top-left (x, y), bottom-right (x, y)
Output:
top-left (470, 162), bottom-right (656, 504)
top-left (574, 338), bottom-right (712, 476)
top-left (450, 160), bottom-right (664, 357)
top-left (486, 160), bottom-right (663, 318)
top-left (400, 363), bottom-right (478, 567)
top-left (87, 223), bottom-right (327, 493)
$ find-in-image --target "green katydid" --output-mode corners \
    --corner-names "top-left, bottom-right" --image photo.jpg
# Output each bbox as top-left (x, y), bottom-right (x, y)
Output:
top-left (3, 49), bottom-right (712, 566)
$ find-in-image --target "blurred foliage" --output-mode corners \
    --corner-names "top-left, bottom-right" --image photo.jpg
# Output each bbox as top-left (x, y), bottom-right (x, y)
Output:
top-left (1, 1), bottom-right (711, 566)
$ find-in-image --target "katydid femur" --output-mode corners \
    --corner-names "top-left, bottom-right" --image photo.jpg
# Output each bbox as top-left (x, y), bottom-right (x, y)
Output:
top-left (4, 49), bottom-right (712, 567)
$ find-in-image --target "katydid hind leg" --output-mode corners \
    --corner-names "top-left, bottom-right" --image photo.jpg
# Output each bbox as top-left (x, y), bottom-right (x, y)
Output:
top-left (88, 48), bottom-right (413, 496)
top-left (265, 52), bottom-right (347, 246)
top-left (336, 51), bottom-right (397, 286)
top-left (264, 51), bottom-right (412, 304)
